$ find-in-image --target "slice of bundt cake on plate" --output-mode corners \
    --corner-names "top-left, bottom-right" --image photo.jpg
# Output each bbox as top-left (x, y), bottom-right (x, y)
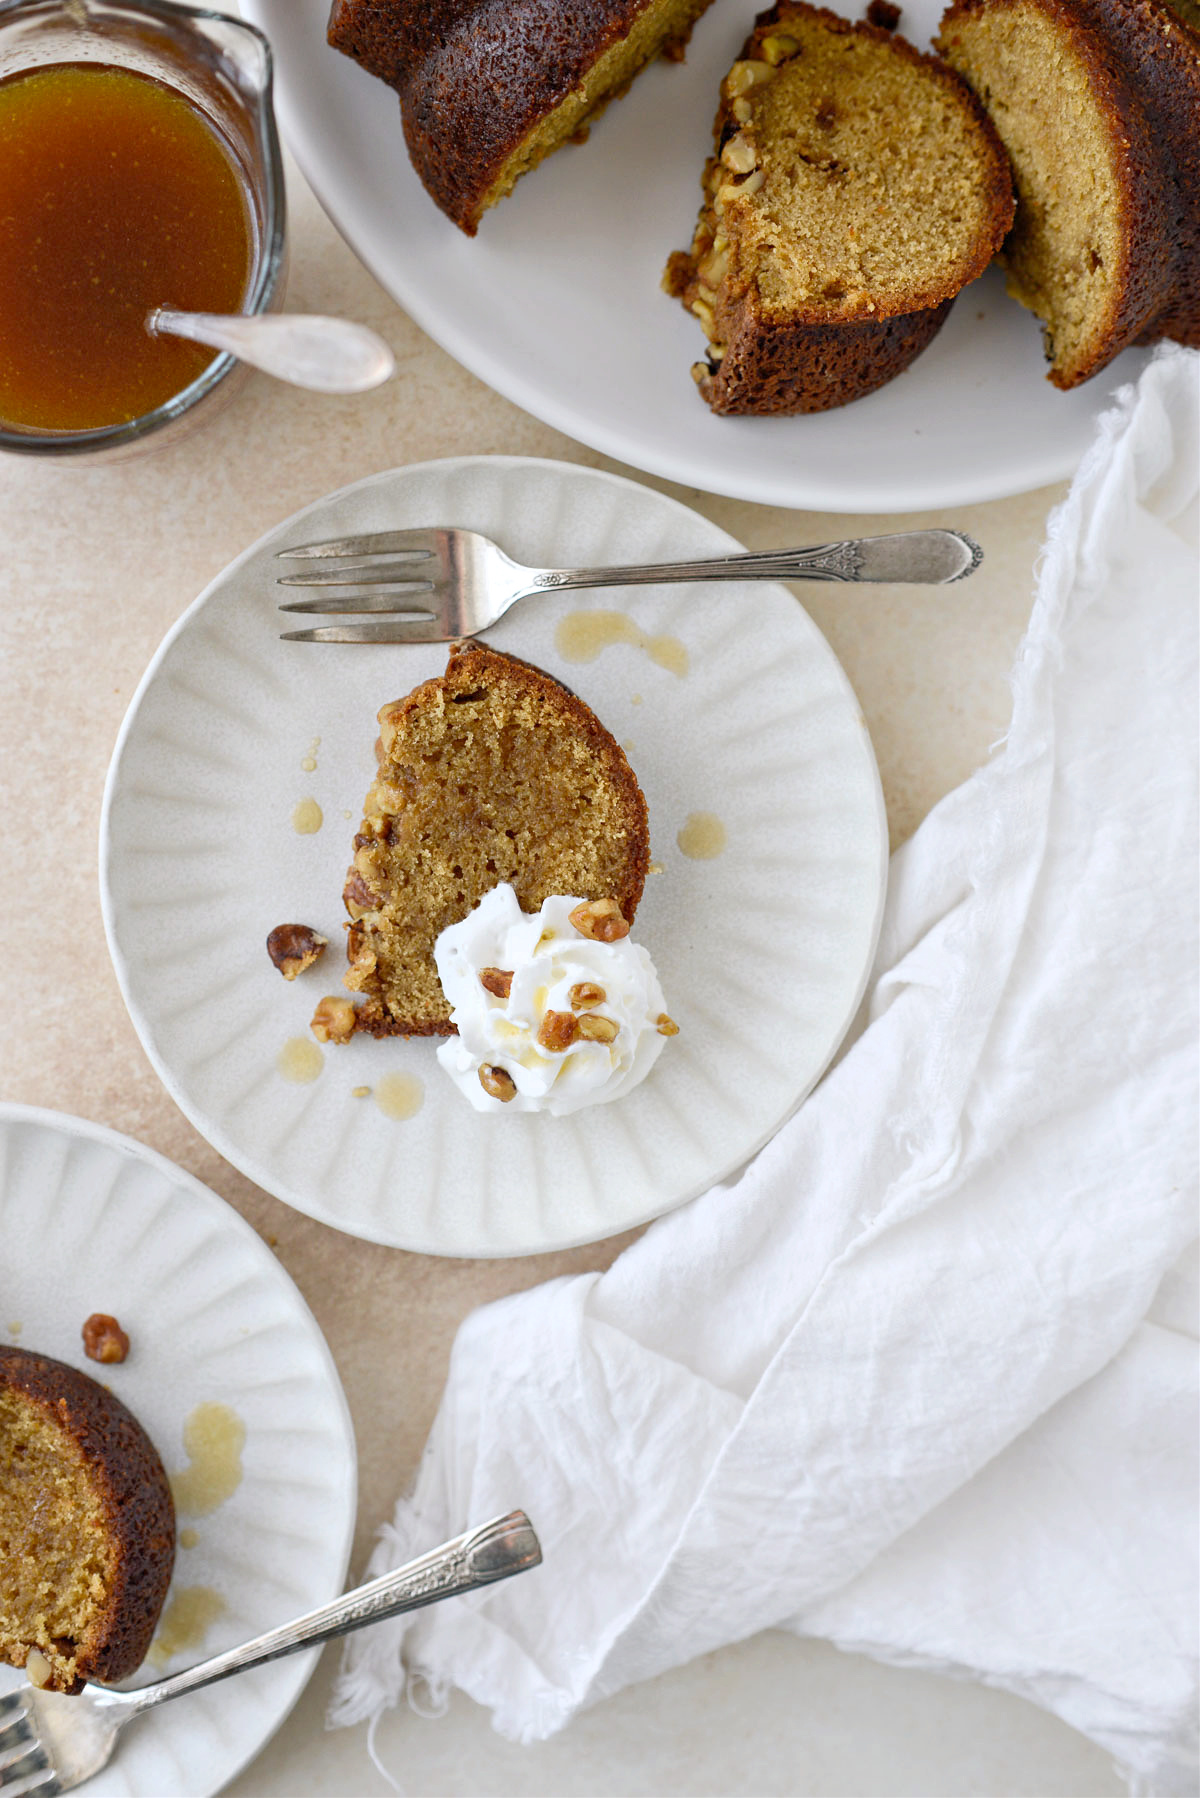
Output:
top-left (0, 1345), bottom-right (175, 1694)
top-left (339, 642), bottom-right (650, 1037)
top-left (664, 1), bottom-right (1014, 413)
top-left (936, 0), bottom-right (1200, 386)
top-left (327, 0), bottom-right (717, 234)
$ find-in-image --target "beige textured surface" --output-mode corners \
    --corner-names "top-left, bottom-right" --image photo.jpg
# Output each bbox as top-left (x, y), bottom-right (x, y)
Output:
top-left (0, 154), bottom-right (1122, 1796)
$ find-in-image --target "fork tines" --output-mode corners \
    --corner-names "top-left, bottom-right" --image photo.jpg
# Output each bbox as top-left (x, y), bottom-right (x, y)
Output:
top-left (277, 527), bottom-right (442, 561)
top-left (276, 531), bottom-right (440, 620)
top-left (0, 1693), bottom-right (54, 1795)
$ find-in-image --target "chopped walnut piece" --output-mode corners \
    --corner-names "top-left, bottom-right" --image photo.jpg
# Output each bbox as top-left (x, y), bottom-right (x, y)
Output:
top-left (569, 981), bottom-right (606, 1011)
top-left (479, 1064), bottom-right (517, 1102)
top-left (311, 994), bottom-right (358, 1044)
top-left (865, 0), bottom-right (901, 27)
top-left (266, 923), bottom-right (328, 980)
top-left (82, 1313), bottom-right (130, 1365)
top-left (26, 1649), bottom-right (51, 1689)
top-left (568, 898), bottom-right (629, 943)
top-left (480, 967), bottom-right (513, 999)
top-left (656, 1013), bottom-right (680, 1036)
top-left (577, 1012), bottom-right (619, 1044)
top-left (343, 872), bottom-right (377, 919)
top-left (536, 1009), bottom-right (580, 1052)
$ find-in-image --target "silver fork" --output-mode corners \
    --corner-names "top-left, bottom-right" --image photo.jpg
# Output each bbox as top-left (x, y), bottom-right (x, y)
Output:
top-left (277, 525), bottom-right (983, 644)
top-left (0, 1510), bottom-right (539, 1796)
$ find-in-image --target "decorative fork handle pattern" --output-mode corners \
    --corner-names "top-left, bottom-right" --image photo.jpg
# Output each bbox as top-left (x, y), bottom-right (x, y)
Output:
top-left (105, 1511), bottom-right (540, 1720)
top-left (531, 531), bottom-right (982, 590)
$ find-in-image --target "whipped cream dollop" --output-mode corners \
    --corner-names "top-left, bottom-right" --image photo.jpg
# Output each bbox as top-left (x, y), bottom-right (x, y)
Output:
top-left (434, 884), bottom-right (673, 1116)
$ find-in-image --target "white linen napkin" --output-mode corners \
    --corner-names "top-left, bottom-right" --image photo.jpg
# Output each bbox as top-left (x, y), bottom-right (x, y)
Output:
top-left (333, 347), bottom-right (1200, 1795)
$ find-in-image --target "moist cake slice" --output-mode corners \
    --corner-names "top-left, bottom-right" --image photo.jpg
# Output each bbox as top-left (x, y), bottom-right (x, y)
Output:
top-left (327, 0), bottom-right (717, 235)
top-left (936, 0), bottom-right (1198, 386)
top-left (0, 1346), bottom-right (175, 1694)
top-left (341, 643), bottom-right (650, 1037)
top-left (664, 1), bottom-right (1014, 413)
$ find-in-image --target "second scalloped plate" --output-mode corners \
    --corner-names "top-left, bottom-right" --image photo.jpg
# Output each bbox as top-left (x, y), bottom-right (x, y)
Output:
top-left (100, 456), bottom-right (887, 1255)
top-left (0, 1104), bottom-right (355, 1797)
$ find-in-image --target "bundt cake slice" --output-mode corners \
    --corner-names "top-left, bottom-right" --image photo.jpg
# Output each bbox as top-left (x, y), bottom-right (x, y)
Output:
top-left (341, 643), bottom-right (650, 1037)
top-left (936, 0), bottom-right (1198, 386)
top-left (0, 1347), bottom-right (175, 1694)
top-left (327, 0), bottom-right (717, 235)
top-left (663, 2), bottom-right (1014, 414)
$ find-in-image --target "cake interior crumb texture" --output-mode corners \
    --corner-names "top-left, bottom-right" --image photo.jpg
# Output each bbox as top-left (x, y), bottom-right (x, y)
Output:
top-left (939, 2), bottom-right (1126, 382)
top-left (477, 0), bottom-right (712, 219)
top-left (732, 19), bottom-right (1007, 317)
top-left (0, 1389), bottom-right (115, 1692)
top-left (344, 645), bottom-right (649, 1035)
top-left (328, 0), bottom-right (716, 233)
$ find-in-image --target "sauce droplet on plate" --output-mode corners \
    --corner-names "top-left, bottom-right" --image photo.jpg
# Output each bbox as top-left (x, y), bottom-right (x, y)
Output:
top-left (277, 1037), bottom-right (323, 1083)
top-left (555, 610), bottom-right (688, 677)
top-left (677, 812), bottom-right (727, 859)
top-left (374, 1072), bottom-right (424, 1120)
top-left (148, 1587), bottom-right (227, 1670)
top-left (170, 1400), bottom-right (246, 1517)
top-left (291, 797), bottom-right (323, 835)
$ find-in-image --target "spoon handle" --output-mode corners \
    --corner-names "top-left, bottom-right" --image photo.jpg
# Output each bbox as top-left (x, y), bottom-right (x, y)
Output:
top-left (149, 307), bottom-right (395, 394)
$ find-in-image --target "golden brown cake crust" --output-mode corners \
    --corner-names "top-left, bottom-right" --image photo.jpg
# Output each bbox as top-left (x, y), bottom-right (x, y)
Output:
top-left (1070, 0), bottom-right (1200, 348)
top-left (685, 294), bottom-right (956, 414)
top-left (342, 642), bottom-right (651, 1038)
top-left (328, 0), bottom-right (715, 234)
top-left (0, 1346), bottom-right (175, 1691)
top-left (667, 1), bottom-right (1013, 414)
top-left (937, 0), bottom-right (1190, 385)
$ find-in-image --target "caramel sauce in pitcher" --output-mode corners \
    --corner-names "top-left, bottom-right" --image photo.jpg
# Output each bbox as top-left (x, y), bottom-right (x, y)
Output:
top-left (0, 63), bottom-right (253, 432)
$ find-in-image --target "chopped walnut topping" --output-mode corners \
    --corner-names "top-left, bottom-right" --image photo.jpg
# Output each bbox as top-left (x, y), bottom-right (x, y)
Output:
top-left (568, 898), bottom-right (629, 943)
top-left (577, 1012), bottom-right (619, 1044)
top-left (266, 923), bottom-right (328, 980)
top-left (478, 1064), bottom-right (517, 1102)
top-left (311, 994), bottom-right (358, 1044)
top-left (82, 1313), bottom-right (130, 1364)
top-left (656, 1013), bottom-right (680, 1036)
top-left (569, 981), bottom-right (606, 1011)
top-left (480, 967), bottom-right (513, 999)
top-left (536, 1009), bottom-right (580, 1052)
top-left (343, 872), bottom-right (377, 919)
top-left (720, 133), bottom-right (758, 174)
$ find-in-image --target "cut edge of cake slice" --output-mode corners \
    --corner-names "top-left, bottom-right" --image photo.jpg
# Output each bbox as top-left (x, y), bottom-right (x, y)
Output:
top-left (936, 0), bottom-right (1178, 387)
top-left (338, 642), bottom-right (651, 1038)
top-left (664, 0), bottom-right (1015, 414)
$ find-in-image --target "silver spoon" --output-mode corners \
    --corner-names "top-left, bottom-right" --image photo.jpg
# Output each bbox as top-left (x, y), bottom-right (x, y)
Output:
top-left (147, 306), bottom-right (395, 393)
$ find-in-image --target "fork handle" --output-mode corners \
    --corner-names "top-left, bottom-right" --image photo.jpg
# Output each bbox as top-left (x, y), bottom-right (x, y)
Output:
top-left (534, 529), bottom-right (981, 589)
top-left (110, 1511), bottom-right (540, 1718)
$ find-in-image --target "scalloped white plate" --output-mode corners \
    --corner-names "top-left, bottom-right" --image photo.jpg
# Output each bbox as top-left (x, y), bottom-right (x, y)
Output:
top-left (0, 1104), bottom-right (356, 1798)
top-left (101, 456), bottom-right (887, 1255)
top-left (242, 0), bottom-right (1150, 512)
